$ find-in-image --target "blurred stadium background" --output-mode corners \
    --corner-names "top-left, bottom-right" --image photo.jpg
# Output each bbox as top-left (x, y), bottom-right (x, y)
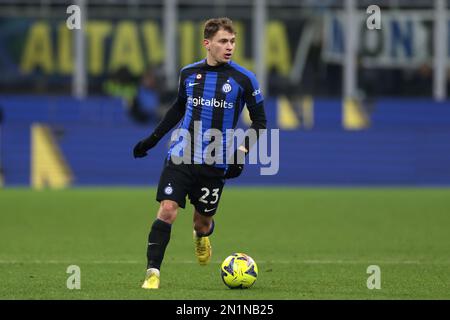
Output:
top-left (0, 0), bottom-right (449, 299)
top-left (0, 0), bottom-right (449, 186)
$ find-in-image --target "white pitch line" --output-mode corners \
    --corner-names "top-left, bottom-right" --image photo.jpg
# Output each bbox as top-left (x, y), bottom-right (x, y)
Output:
top-left (0, 260), bottom-right (449, 265)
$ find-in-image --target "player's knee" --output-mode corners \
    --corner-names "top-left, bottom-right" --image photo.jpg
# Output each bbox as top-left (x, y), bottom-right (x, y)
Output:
top-left (158, 201), bottom-right (178, 223)
top-left (161, 200), bottom-right (178, 213)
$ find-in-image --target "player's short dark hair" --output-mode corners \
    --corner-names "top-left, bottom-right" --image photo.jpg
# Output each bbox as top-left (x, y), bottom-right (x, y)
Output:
top-left (204, 17), bottom-right (236, 39)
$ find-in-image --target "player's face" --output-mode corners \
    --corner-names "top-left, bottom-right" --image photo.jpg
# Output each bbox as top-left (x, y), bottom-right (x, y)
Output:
top-left (204, 29), bottom-right (236, 65)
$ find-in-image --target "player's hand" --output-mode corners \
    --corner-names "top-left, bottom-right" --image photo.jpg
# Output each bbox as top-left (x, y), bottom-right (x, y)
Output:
top-left (133, 141), bottom-right (149, 158)
top-left (133, 134), bottom-right (159, 158)
top-left (224, 148), bottom-right (247, 179)
top-left (224, 163), bottom-right (244, 179)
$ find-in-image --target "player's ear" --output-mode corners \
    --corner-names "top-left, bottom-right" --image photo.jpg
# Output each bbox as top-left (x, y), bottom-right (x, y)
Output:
top-left (203, 39), bottom-right (210, 50)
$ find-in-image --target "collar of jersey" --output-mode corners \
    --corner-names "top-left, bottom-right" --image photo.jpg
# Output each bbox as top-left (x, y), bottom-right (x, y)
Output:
top-left (201, 58), bottom-right (232, 71)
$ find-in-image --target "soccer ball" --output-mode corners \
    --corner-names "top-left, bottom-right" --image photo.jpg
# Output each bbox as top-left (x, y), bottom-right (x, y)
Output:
top-left (220, 253), bottom-right (258, 289)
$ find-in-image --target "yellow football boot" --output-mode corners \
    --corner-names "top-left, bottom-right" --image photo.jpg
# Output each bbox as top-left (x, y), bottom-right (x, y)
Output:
top-left (193, 230), bottom-right (212, 266)
top-left (141, 268), bottom-right (160, 289)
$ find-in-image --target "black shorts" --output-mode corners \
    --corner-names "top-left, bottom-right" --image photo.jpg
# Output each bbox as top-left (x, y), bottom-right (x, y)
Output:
top-left (156, 157), bottom-right (226, 216)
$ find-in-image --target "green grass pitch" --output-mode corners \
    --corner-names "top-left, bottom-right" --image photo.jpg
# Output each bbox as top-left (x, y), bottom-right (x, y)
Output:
top-left (0, 187), bottom-right (449, 299)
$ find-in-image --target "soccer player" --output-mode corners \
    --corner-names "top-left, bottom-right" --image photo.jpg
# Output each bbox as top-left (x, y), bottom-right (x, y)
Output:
top-left (133, 17), bottom-right (267, 289)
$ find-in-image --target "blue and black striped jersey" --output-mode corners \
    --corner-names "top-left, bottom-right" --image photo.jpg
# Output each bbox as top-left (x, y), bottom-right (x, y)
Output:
top-left (156, 59), bottom-right (266, 169)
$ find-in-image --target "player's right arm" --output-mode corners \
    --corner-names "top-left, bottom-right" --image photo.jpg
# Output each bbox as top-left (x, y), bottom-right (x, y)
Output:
top-left (133, 72), bottom-right (187, 158)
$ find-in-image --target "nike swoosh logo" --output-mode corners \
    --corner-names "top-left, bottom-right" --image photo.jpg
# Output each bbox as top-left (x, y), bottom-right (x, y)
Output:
top-left (148, 243), bottom-right (159, 246)
top-left (188, 82), bottom-right (199, 87)
top-left (204, 207), bottom-right (216, 213)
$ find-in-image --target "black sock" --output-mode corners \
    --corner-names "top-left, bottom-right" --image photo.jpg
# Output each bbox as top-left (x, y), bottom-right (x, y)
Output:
top-left (195, 219), bottom-right (215, 237)
top-left (147, 219), bottom-right (172, 270)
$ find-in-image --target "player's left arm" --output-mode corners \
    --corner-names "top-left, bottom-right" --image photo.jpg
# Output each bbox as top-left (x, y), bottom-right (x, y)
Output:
top-left (241, 73), bottom-right (267, 154)
top-left (244, 102), bottom-right (267, 152)
top-left (225, 74), bottom-right (267, 179)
